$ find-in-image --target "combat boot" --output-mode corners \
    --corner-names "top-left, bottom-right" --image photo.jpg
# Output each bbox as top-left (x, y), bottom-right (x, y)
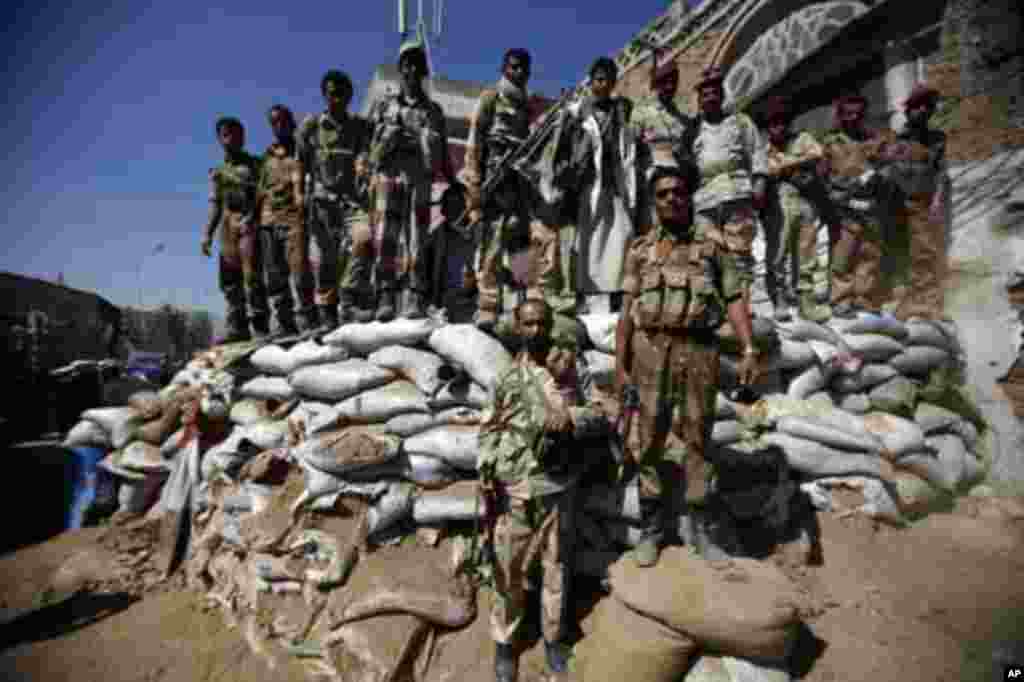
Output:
top-left (299, 307), bottom-right (320, 334)
top-left (375, 289), bottom-right (397, 322)
top-left (544, 639), bottom-right (571, 674)
top-left (340, 289), bottom-right (374, 324)
top-left (318, 305), bottom-right (340, 333)
top-left (405, 289), bottom-right (427, 319)
top-left (251, 318), bottom-right (271, 341)
top-left (494, 642), bottom-right (518, 682)
top-left (337, 289), bottom-right (356, 324)
top-left (798, 293), bottom-right (831, 323)
top-left (276, 318), bottom-right (300, 338)
top-left (772, 297), bottom-right (792, 322)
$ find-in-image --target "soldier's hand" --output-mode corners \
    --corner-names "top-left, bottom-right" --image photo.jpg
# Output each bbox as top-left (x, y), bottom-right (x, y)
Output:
top-left (468, 208), bottom-right (483, 226)
top-left (738, 351), bottom-right (761, 386)
top-left (201, 237), bottom-right (213, 258)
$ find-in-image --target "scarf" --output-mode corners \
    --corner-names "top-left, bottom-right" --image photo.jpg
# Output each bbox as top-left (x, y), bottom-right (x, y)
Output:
top-left (496, 75), bottom-right (527, 106)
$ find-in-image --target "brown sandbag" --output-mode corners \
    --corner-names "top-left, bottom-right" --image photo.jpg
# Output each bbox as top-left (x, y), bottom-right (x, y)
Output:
top-left (607, 547), bottom-right (800, 661)
top-left (573, 596), bottom-right (697, 682)
top-left (135, 400), bottom-right (183, 445)
top-left (128, 390), bottom-right (164, 420)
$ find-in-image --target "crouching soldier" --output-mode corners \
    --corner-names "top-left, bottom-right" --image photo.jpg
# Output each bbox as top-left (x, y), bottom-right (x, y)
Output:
top-left (478, 298), bottom-right (610, 682)
top-left (421, 182), bottom-right (479, 323)
top-left (201, 117), bottom-right (270, 342)
top-left (615, 164), bottom-right (759, 568)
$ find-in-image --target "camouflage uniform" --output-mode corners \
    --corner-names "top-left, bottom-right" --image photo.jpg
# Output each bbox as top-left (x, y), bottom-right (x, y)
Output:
top-left (464, 80), bottom-right (563, 319)
top-left (478, 349), bottom-right (605, 646)
top-left (366, 92), bottom-right (448, 309)
top-left (888, 128), bottom-right (948, 320)
top-left (209, 152), bottom-right (269, 337)
top-left (297, 111), bottom-right (372, 310)
top-left (762, 130), bottom-right (827, 308)
top-left (820, 128), bottom-right (897, 310)
top-left (257, 142), bottom-right (316, 332)
top-left (621, 218), bottom-right (741, 537)
top-left (692, 112), bottom-right (768, 288)
top-left (631, 95), bottom-right (696, 233)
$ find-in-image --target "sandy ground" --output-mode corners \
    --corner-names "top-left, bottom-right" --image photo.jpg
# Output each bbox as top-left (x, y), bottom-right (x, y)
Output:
top-left (0, 496), bottom-right (1022, 682)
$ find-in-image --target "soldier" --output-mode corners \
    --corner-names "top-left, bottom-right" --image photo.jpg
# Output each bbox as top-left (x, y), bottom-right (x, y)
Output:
top-left (692, 66), bottom-right (768, 311)
top-left (819, 92), bottom-right (898, 318)
top-left (614, 163), bottom-right (759, 568)
top-left (255, 104), bottom-right (317, 335)
top-left (421, 182), bottom-right (478, 323)
top-left (366, 39), bottom-right (453, 321)
top-left (201, 117), bottom-right (270, 343)
top-left (631, 53), bottom-right (695, 232)
top-left (297, 69), bottom-right (374, 330)
top-left (479, 297), bottom-right (610, 682)
top-left (465, 48), bottom-right (562, 329)
top-left (760, 96), bottom-right (830, 322)
top-left (888, 83), bottom-right (950, 321)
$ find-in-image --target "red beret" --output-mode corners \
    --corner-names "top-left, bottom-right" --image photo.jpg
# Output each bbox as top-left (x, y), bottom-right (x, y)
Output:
top-left (904, 83), bottom-right (940, 110)
top-left (694, 66), bottom-right (725, 90)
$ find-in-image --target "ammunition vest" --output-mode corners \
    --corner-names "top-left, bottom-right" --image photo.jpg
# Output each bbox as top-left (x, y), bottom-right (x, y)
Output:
top-left (369, 94), bottom-right (444, 173)
top-left (630, 234), bottom-right (726, 332)
top-left (213, 153), bottom-right (260, 213)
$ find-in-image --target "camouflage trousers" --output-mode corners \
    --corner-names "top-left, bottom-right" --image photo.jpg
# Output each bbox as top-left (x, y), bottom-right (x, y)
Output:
top-left (490, 493), bottom-right (570, 645)
top-left (627, 330), bottom-right (719, 518)
top-left (894, 193), bottom-right (947, 319)
top-left (477, 215), bottom-right (564, 315)
top-left (694, 199), bottom-right (757, 288)
top-left (310, 199), bottom-right (372, 306)
top-left (219, 212), bottom-right (268, 334)
top-left (261, 221), bottom-right (316, 330)
top-left (369, 157), bottom-right (433, 294)
top-left (830, 209), bottom-right (884, 309)
top-left (763, 190), bottom-right (821, 301)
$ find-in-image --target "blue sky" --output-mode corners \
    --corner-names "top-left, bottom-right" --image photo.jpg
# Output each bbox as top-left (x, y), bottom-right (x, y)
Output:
top-left (2, 0), bottom-right (676, 317)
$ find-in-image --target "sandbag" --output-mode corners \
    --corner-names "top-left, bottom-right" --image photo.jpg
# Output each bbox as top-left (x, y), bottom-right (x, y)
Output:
top-left (914, 402), bottom-right (964, 435)
top-left (905, 321), bottom-right (959, 352)
top-left (861, 412), bottom-right (926, 458)
top-left (322, 318), bottom-right (440, 356)
top-left (385, 407), bottom-right (481, 438)
top-left (758, 433), bottom-right (882, 478)
top-left (716, 393), bottom-right (738, 420)
top-left (229, 398), bottom-right (272, 426)
top-left (127, 390), bottom-right (163, 420)
top-left (868, 375), bottom-right (918, 415)
top-left (767, 339), bottom-right (816, 371)
top-left (428, 324), bottom-right (512, 392)
top-left (288, 359), bottom-right (395, 401)
top-left (403, 453), bottom-right (462, 488)
top-left (574, 596), bottom-right (697, 682)
top-left (64, 420), bottom-right (112, 448)
top-left (81, 407), bottom-right (143, 449)
top-left (238, 376), bottom-right (295, 402)
top-left (891, 471), bottom-right (949, 517)
top-left (428, 380), bottom-right (490, 409)
top-left (402, 425), bottom-right (480, 471)
top-left (684, 655), bottom-right (792, 682)
top-left (888, 346), bottom-right (951, 375)
top-left (777, 318), bottom-right (842, 346)
top-left (712, 420), bottom-right (746, 446)
top-left (829, 364), bottom-right (898, 394)
top-left (814, 476), bottom-right (904, 526)
top-left (718, 316), bottom-right (777, 355)
top-left (287, 339), bottom-right (347, 372)
top-left (805, 391), bottom-right (834, 410)
top-left (295, 427), bottom-right (402, 477)
top-left (897, 434), bottom-right (969, 493)
top-left (248, 344), bottom-right (292, 376)
top-left (580, 312), bottom-right (619, 354)
top-left (336, 380), bottom-right (430, 423)
top-left (607, 548), bottom-right (800, 661)
top-left (832, 392), bottom-right (871, 414)
top-left (840, 333), bottom-right (904, 362)
top-left (775, 416), bottom-right (880, 453)
top-left (412, 482), bottom-right (483, 523)
top-left (832, 314), bottom-right (908, 340)
top-left (135, 401), bottom-right (183, 446)
top-left (367, 345), bottom-right (446, 395)
top-left (787, 365), bottom-right (828, 400)
top-left (119, 441), bottom-right (170, 474)
top-left (237, 418), bottom-right (290, 451)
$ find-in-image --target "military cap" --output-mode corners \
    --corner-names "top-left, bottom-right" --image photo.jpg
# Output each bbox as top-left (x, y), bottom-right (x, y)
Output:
top-left (694, 65), bottom-right (725, 90)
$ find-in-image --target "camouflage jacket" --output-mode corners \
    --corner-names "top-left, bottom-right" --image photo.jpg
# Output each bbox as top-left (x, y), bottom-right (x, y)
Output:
top-left (462, 79), bottom-right (531, 211)
top-left (209, 151), bottom-right (262, 217)
top-left (631, 95), bottom-right (696, 167)
top-left (765, 130), bottom-right (825, 198)
top-left (367, 92), bottom-right (449, 179)
top-left (258, 143), bottom-right (304, 226)
top-left (297, 111), bottom-right (370, 204)
top-left (820, 127), bottom-right (898, 211)
top-left (623, 219), bottom-right (741, 333)
top-left (478, 350), bottom-right (605, 498)
top-left (693, 112), bottom-right (768, 211)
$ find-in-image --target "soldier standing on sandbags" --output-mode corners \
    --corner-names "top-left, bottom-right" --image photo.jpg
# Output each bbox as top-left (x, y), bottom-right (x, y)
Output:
top-left (297, 70), bottom-right (374, 330)
top-left (421, 182), bottom-right (479, 323)
top-left (614, 163), bottom-right (759, 568)
top-left (366, 39), bottom-right (453, 321)
top-left (760, 96), bottom-right (831, 323)
top-left (201, 117), bottom-right (271, 343)
top-left (478, 298), bottom-right (610, 682)
top-left (888, 84), bottom-right (950, 321)
top-left (819, 92), bottom-right (899, 318)
top-left (692, 66), bottom-right (768, 313)
top-left (256, 104), bottom-right (317, 336)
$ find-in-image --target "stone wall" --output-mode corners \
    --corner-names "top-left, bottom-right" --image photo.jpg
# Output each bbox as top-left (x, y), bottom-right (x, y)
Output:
top-left (615, 29), bottom-right (724, 112)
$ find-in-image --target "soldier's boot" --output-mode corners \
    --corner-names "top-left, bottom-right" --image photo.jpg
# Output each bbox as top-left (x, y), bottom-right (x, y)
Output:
top-left (337, 289), bottom-right (356, 324)
top-left (798, 292), bottom-right (831, 323)
top-left (405, 289), bottom-right (427, 319)
top-left (318, 305), bottom-right (340, 333)
top-left (375, 289), bottom-right (397, 322)
top-left (772, 296), bottom-right (793, 322)
top-left (340, 289), bottom-right (374, 324)
top-left (494, 642), bottom-right (518, 682)
top-left (634, 497), bottom-right (664, 568)
top-left (276, 315), bottom-right (300, 338)
top-left (544, 640), bottom-right (571, 674)
top-left (298, 306), bottom-right (320, 334)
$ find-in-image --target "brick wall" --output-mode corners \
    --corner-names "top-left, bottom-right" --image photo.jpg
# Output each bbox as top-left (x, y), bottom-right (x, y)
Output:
top-left (615, 30), bottom-right (724, 112)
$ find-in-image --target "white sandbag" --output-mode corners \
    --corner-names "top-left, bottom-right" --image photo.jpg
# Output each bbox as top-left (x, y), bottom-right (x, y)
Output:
top-left (429, 381), bottom-right (490, 409)
top-left (898, 434), bottom-right (970, 493)
top-left (367, 345), bottom-right (446, 395)
top-left (685, 655), bottom-right (792, 682)
top-left (840, 333), bottom-right (904, 362)
top-left (861, 412), bottom-right (926, 458)
top-left (832, 314), bottom-right (908, 340)
top-left (905, 321), bottom-right (959, 353)
top-left (954, 419), bottom-right (980, 450)
top-left (402, 425), bottom-right (481, 471)
top-left (868, 375), bottom-right (918, 414)
top-left (829, 364), bottom-right (898, 393)
top-left (787, 365), bottom-right (828, 400)
top-left (64, 420), bottom-right (112, 448)
top-left (385, 407), bottom-right (481, 438)
top-left (238, 419), bottom-right (290, 451)
top-left (766, 339), bottom-right (816, 371)
top-left (805, 392), bottom-right (834, 410)
top-left (239, 376), bottom-right (296, 402)
top-left (249, 344), bottom-right (293, 376)
top-left (712, 420), bottom-right (746, 446)
top-left (716, 393), bottom-right (738, 420)
top-left (428, 324), bottom-right (513, 392)
top-left (160, 428), bottom-right (188, 459)
top-left (888, 346), bottom-right (951, 375)
top-left (913, 402), bottom-right (963, 435)
top-left (230, 398), bottom-right (272, 426)
top-left (171, 368), bottom-right (198, 387)
top-left (832, 392), bottom-right (871, 414)
top-left (777, 318), bottom-right (842, 345)
top-left (288, 359), bottom-right (395, 401)
top-left (814, 476), bottom-right (904, 525)
top-left (775, 416), bottom-right (881, 453)
top-left (584, 350), bottom-right (617, 388)
top-left (580, 312), bottom-right (619, 353)
top-left (322, 318), bottom-right (440, 356)
top-left (961, 445), bottom-right (985, 487)
top-left (81, 407), bottom-right (143, 449)
top-left (759, 432), bottom-right (882, 478)
top-left (288, 339), bottom-right (348, 372)
top-left (404, 453), bottom-right (462, 488)
top-left (119, 441), bottom-right (170, 474)
top-left (806, 340), bottom-right (840, 366)
top-left (335, 380), bottom-right (430, 423)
